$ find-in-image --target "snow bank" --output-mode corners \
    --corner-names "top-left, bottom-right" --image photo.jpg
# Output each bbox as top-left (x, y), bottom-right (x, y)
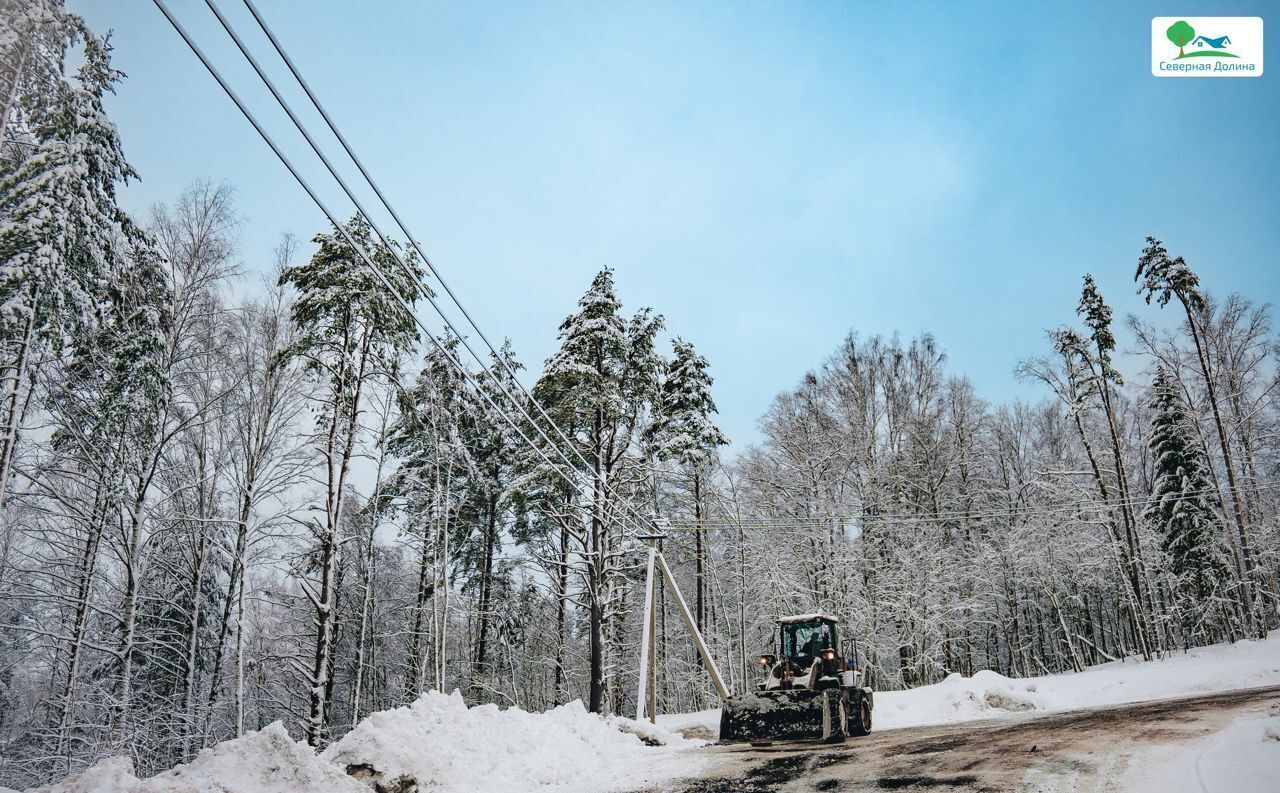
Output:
top-left (873, 669), bottom-right (1048, 729)
top-left (1118, 707), bottom-right (1280, 793)
top-left (877, 630), bottom-right (1280, 730)
top-left (143, 722), bottom-right (367, 793)
top-left (25, 695), bottom-right (706, 793)
top-left (23, 724), bottom-right (366, 793)
top-left (25, 757), bottom-right (140, 793)
top-left (322, 691), bottom-right (707, 793)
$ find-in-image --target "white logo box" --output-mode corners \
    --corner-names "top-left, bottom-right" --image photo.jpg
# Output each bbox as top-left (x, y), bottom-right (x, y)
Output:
top-left (1151, 17), bottom-right (1264, 77)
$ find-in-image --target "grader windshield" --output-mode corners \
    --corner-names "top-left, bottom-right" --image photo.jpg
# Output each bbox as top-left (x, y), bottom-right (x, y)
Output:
top-left (780, 617), bottom-right (837, 666)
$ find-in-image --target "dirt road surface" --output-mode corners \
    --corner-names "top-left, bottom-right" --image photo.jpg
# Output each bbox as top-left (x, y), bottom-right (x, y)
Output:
top-left (658, 685), bottom-right (1280, 792)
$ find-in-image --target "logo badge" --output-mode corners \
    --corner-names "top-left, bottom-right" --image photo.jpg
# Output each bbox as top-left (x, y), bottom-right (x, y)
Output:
top-left (1152, 17), bottom-right (1263, 76)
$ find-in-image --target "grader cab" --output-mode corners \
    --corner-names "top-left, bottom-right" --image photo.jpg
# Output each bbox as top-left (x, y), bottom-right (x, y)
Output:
top-left (719, 614), bottom-right (874, 743)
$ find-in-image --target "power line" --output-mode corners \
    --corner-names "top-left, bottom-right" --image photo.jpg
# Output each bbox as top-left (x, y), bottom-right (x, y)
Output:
top-left (150, 0), bottom-right (650, 540)
top-left (200, 0), bottom-right (658, 538)
top-left (660, 478), bottom-right (1280, 531)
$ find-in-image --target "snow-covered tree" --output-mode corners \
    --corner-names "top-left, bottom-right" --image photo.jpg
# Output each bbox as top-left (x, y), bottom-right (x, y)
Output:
top-left (1077, 275), bottom-right (1155, 656)
top-left (0, 16), bottom-right (140, 514)
top-left (1137, 237), bottom-right (1263, 635)
top-left (454, 341), bottom-right (524, 701)
top-left (203, 239), bottom-right (311, 742)
top-left (278, 214), bottom-right (420, 745)
top-left (532, 267), bottom-right (662, 714)
top-left (386, 332), bottom-right (471, 701)
top-left (647, 338), bottom-right (726, 632)
top-left (1143, 366), bottom-right (1233, 643)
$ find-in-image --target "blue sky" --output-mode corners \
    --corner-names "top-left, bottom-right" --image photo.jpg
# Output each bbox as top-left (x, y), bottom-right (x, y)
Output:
top-left (71, 0), bottom-right (1279, 448)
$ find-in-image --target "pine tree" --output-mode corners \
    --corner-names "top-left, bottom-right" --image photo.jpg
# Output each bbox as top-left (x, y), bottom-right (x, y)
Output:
top-left (1077, 274), bottom-right (1155, 656)
top-left (279, 215), bottom-right (420, 745)
top-left (455, 341), bottom-right (523, 701)
top-left (386, 331), bottom-right (471, 701)
top-left (1143, 367), bottom-right (1232, 642)
top-left (532, 267), bottom-right (662, 714)
top-left (0, 21), bottom-right (141, 512)
top-left (650, 339), bottom-right (728, 469)
top-left (1137, 237), bottom-right (1262, 635)
top-left (647, 338), bottom-right (727, 632)
top-left (1, 0), bottom-right (86, 143)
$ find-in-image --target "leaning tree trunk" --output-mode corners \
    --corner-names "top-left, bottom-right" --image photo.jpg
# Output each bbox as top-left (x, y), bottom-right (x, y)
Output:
top-left (1180, 296), bottom-right (1261, 634)
top-left (206, 469), bottom-right (254, 737)
top-left (57, 478), bottom-right (110, 769)
top-left (693, 471), bottom-right (705, 632)
top-left (1095, 369), bottom-right (1155, 658)
top-left (117, 446), bottom-right (162, 740)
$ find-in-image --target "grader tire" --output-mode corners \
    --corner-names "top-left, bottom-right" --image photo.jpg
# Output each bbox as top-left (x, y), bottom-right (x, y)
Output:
top-left (848, 700), bottom-right (872, 736)
top-left (821, 690), bottom-right (846, 743)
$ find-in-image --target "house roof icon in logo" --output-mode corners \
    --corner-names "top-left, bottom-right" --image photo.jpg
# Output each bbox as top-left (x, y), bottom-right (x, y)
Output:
top-left (1192, 34), bottom-right (1232, 49)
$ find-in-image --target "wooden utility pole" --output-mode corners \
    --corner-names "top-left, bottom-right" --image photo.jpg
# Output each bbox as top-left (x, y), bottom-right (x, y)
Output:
top-left (635, 525), bottom-right (729, 722)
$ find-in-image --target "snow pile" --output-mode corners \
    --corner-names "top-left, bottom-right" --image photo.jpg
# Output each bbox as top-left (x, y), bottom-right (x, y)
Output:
top-left (607, 714), bottom-right (706, 747)
top-left (25, 757), bottom-right (140, 793)
top-left (24, 695), bottom-right (705, 793)
top-left (322, 690), bottom-right (707, 793)
top-left (876, 669), bottom-right (1049, 728)
top-left (1118, 706), bottom-right (1280, 793)
top-left (875, 631), bottom-right (1280, 730)
top-left (23, 724), bottom-right (366, 793)
top-left (143, 723), bottom-right (368, 793)
top-left (652, 709), bottom-right (720, 742)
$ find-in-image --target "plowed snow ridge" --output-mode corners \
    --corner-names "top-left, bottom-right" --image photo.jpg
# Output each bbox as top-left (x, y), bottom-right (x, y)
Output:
top-left (21, 693), bottom-right (708, 793)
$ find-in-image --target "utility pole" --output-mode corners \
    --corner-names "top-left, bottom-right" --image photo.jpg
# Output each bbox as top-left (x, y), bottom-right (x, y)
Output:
top-left (635, 530), bottom-right (662, 723)
top-left (635, 520), bottom-right (729, 723)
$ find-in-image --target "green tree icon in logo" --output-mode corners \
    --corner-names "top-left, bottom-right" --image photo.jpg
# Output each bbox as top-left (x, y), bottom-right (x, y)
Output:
top-left (1166, 20), bottom-right (1195, 57)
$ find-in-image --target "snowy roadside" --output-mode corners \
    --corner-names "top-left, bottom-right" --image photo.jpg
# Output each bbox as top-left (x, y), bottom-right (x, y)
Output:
top-left (1114, 706), bottom-right (1280, 793)
top-left (659, 631), bottom-right (1280, 736)
top-left (15, 692), bottom-right (711, 793)
top-left (16, 633), bottom-right (1278, 793)
top-left (874, 630), bottom-right (1280, 730)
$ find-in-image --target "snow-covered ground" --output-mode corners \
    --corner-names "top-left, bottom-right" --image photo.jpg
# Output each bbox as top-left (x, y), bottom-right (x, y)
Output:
top-left (875, 630), bottom-right (1280, 730)
top-left (16, 692), bottom-right (708, 793)
top-left (1117, 706), bottom-right (1280, 793)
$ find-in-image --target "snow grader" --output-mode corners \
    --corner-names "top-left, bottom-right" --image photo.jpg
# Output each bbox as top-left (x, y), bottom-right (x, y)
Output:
top-left (719, 614), bottom-right (874, 743)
